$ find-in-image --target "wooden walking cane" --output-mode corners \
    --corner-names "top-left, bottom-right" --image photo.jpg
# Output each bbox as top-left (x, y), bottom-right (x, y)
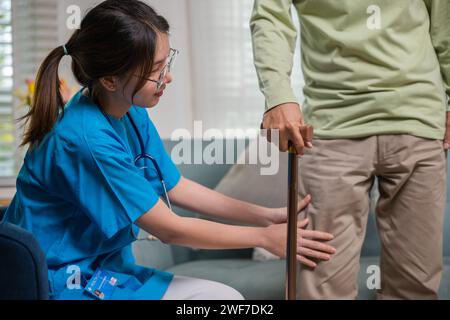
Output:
top-left (286, 124), bottom-right (313, 300)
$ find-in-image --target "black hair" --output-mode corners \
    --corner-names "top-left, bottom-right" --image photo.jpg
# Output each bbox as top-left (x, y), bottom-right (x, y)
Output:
top-left (21, 0), bottom-right (170, 148)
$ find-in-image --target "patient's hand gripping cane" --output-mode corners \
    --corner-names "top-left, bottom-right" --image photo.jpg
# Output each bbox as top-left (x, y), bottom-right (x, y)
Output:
top-left (287, 125), bottom-right (313, 300)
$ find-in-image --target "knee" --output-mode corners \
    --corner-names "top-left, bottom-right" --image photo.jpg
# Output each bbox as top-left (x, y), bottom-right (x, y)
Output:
top-left (208, 282), bottom-right (245, 300)
top-left (225, 287), bottom-right (245, 300)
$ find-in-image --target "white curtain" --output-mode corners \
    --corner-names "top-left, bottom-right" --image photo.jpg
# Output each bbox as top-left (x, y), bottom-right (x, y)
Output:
top-left (0, 0), bottom-right (14, 179)
top-left (187, 0), bottom-right (304, 135)
top-left (6, 0), bottom-right (58, 180)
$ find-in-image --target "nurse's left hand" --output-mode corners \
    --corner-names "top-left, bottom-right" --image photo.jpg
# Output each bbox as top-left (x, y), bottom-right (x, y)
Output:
top-left (266, 194), bottom-right (312, 225)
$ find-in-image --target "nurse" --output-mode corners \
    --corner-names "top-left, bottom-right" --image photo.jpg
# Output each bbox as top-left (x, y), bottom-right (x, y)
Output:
top-left (4, 0), bottom-right (335, 300)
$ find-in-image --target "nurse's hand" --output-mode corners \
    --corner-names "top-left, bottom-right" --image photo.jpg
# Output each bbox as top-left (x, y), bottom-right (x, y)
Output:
top-left (265, 194), bottom-right (312, 226)
top-left (261, 218), bottom-right (336, 268)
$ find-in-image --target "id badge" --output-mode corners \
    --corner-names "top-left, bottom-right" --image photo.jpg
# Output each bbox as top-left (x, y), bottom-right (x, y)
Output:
top-left (84, 269), bottom-right (118, 300)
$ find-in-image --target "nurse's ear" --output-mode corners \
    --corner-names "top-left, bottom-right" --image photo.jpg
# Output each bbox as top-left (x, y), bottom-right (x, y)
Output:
top-left (99, 76), bottom-right (119, 92)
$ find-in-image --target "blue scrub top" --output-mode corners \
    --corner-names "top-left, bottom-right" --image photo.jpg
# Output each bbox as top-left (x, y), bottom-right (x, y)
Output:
top-left (4, 89), bottom-right (181, 300)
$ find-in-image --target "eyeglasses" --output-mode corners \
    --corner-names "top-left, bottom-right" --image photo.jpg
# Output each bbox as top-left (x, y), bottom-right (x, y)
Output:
top-left (146, 48), bottom-right (179, 91)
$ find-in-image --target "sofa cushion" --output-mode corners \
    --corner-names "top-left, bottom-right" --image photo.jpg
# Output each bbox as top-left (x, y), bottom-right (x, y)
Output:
top-left (214, 145), bottom-right (288, 208)
top-left (132, 230), bottom-right (175, 270)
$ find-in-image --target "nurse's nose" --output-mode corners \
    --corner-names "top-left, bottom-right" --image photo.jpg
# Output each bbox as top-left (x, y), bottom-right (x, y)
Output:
top-left (164, 71), bottom-right (173, 85)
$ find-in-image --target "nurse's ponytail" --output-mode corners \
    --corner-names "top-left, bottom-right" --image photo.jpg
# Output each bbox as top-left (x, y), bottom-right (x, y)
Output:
top-left (20, 0), bottom-right (170, 149)
top-left (20, 46), bottom-right (66, 149)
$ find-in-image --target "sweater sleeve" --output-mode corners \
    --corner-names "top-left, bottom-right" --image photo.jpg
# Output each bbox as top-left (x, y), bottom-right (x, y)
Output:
top-left (424, 0), bottom-right (450, 110)
top-left (250, 0), bottom-right (299, 112)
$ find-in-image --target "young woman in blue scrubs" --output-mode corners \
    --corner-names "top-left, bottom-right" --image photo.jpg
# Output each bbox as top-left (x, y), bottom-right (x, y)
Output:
top-left (4, 0), bottom-right (335, 300)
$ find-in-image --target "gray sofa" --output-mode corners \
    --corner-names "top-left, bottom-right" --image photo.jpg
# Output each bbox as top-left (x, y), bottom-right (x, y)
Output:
top-left (132, 140), bottom-right (450, 299)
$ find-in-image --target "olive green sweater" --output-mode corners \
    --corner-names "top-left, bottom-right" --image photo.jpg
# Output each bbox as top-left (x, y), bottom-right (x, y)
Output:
top-left (251, 0), bottom-right (450, 139)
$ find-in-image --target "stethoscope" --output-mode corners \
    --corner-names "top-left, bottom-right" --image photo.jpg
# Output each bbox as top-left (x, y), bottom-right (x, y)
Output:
top-left (95, 99), bottom-right (172, 242)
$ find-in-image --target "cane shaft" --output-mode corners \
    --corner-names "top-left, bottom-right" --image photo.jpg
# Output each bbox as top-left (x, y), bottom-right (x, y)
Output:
top-left (286, 144), bottom-right (298, 300)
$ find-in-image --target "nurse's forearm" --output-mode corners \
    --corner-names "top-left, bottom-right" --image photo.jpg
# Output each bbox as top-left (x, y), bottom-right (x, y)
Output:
top-left (168, 177), bottom-right (273, 227)
top-left (168, 216), bottom-right (268, 250)
top-left (136, 199), bottom-right (269, 250)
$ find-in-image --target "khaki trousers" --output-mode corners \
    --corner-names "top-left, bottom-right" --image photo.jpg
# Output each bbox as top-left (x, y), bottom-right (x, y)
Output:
top-left (297, 135), bottom-right (447, 299)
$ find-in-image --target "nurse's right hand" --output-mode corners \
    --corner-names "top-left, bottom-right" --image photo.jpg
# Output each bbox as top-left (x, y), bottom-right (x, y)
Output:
top-left (262, 219), bottom-right (336, 268)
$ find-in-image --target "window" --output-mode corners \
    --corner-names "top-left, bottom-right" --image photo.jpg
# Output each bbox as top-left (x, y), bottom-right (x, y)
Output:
top-left (188, 0), bottom-right (304, 135)
top-left (0, 0), bottom-right (58, 184)
top-left (0, 0), bottom-right (14, 180)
